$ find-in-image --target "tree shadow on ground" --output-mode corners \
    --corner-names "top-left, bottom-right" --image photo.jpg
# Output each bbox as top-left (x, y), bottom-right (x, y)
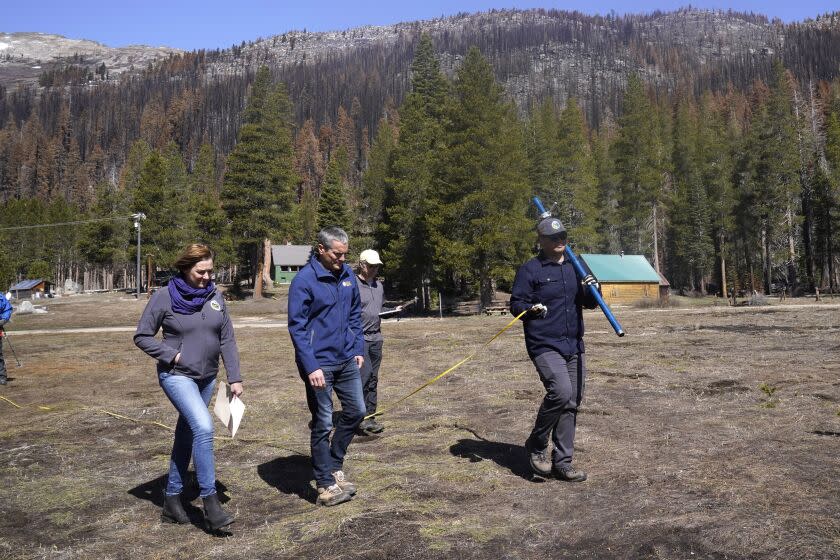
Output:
top-left (257, 454), bottom-right (317, 504)
top-left (128, 474), bottom-right (233, 535)
top-left (449, 438), bottom-right (536, 481)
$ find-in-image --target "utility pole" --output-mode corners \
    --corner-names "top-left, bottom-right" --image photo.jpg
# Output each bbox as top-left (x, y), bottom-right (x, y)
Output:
top-left (132, 213), bottom-right (146, 299)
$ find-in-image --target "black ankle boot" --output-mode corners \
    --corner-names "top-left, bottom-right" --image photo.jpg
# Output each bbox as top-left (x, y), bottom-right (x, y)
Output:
top-left (202, 493), bottom-right (234, 530)
top-left (161, 494), bottom-right (189, 524)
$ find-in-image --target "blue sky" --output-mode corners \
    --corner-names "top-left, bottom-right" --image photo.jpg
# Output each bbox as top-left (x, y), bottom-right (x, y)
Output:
top-left (4, 0), bottom-right (837, 51)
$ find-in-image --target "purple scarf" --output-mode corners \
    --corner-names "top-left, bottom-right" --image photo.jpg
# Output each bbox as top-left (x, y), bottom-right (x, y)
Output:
top-left (168, 274), bottom-right (216, 315)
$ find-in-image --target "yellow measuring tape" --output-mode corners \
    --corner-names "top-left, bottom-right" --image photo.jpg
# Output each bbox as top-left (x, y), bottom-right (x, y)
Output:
top-left (0, 394), bottom-right (307, 452)
top-left (366, 309), bottom-right (527, 420)
top-left (1, 311), bottom-right (528, 441)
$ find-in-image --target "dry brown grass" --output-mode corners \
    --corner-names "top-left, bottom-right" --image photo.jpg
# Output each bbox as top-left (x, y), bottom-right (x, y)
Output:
top-left (1, 295), bottom-right (838, 559)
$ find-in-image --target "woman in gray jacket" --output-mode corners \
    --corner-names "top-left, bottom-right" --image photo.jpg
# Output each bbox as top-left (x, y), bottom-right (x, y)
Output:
top-left (134, 243), bottom-right (243, 531)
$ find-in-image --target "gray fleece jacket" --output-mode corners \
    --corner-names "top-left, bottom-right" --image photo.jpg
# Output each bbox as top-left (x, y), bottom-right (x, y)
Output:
top-left (357, 276), bottom-right (392, 342)
top-left (134, 288), bottom-right (241, 383)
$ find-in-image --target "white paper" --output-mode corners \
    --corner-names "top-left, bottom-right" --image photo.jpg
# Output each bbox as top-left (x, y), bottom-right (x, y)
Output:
top-left (213, 383), bottom-right (245, 437)
top-left (229, 396), bottom-right (245, 438)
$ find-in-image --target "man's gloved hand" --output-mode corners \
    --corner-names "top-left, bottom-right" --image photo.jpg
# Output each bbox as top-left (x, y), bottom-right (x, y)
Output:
top-left (0, 319), bottom-right (7, 327)
top-left (530, 303), bottom-right (548, 318)
top-left (581, 274), bottom-right (600, 291)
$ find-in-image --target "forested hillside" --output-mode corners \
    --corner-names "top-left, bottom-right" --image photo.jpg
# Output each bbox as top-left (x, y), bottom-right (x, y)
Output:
top-left (1, 8), bottom-right (840, 302)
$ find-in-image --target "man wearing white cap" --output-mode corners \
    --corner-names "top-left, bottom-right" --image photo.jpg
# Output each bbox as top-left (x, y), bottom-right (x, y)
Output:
top-left (356, 249), bottom-right (401, 434)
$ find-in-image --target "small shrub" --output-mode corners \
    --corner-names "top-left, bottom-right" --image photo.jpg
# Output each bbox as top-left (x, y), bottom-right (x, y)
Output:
top-left (758, 383), bottom-right (779, 408)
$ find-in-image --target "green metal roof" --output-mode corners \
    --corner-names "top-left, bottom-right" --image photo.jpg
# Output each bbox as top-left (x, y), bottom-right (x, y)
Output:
top-left (579, 254), bottom-right (661, 283)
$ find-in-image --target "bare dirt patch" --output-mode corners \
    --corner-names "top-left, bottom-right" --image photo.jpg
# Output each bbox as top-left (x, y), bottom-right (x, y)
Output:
top-left (1, 296), bottom-right (838, 558)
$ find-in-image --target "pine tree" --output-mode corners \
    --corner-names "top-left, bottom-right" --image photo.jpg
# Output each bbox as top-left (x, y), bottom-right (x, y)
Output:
top-left (358, 116), bottom-right (396, 250)
top-left (591, 124), bottom-right (621, 253)
top-left (433, 46), bottom-right (531, 306)
top-left (668, 97), bottom-right (713, 292)
top-left (191, 143), bottom-right (233, 266)
top-left (613, 74), bottom-right (666, 255)
top-left (697, 93), bottom-right (736, 296)
top-left (752, 62), bottom-right (801, 293)
top-left (221, 66), bottom-right (299, 296)
top-left (131, 150), bottom-right (188, 267)
top-left (317, 151), bottom-right (351, 232)
top-left (379, 34), bottom-right (448, 304)
top-left (816, 106), bottom-right (840, 289)
top-left (556, 98), bottom-right (600, 250)
top-left (80, 181), bottom-right (132, 290)
top-left (525, 99), bottom-right (559, 197)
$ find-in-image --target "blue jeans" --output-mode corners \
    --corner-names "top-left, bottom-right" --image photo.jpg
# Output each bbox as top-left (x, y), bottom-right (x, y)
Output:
top-left (300, 359), bottom-right (366, 488)
top-left (158, 372), bottom-right (217, 497)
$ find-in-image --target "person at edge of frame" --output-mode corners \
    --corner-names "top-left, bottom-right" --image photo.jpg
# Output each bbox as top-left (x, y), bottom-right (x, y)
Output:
top-left (0, 290), bottom-right (13, 385)
top-left (134, 243), bottom-right (243, 531)
top-left (287, 226), bottom-right (366, 507)
top-left (509, 216), bottom-right (600, 482)
top-left (355, 249), bottom-right (403, 435)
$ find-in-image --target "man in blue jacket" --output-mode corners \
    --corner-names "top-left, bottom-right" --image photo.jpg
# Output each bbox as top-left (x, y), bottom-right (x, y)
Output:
top-left (0, 291), bottom-right (13, 385)
top-left (288, 226), bottom-right (366, 507)
top-left (510, 216), bottom-right (600, 482)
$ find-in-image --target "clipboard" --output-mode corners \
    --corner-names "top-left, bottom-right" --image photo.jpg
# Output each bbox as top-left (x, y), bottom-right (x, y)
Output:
top-left (378, 298), bottom-right (416, 318)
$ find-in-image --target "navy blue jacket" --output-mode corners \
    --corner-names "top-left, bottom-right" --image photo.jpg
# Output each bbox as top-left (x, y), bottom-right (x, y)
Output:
top-left (134, 288), bottom-right (242, 383)
top-left (510, 252), bottom-right (598, 358)
top-left (288, 255), bottom-right (364, 375)
top-left (0, 293), bottom-right (11, 322)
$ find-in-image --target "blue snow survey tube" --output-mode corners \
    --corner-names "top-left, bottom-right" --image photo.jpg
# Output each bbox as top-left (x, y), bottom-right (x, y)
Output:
top-left (532, 196), bottom-right (625, 337)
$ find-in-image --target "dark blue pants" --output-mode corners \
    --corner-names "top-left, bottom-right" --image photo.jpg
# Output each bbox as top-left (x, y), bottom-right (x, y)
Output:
top-left (359, 340), bottom-right (383, 416)
top-left (526, 352), bottom-right (585, 469)
top-left (300, 359), bottom-right (366, 487)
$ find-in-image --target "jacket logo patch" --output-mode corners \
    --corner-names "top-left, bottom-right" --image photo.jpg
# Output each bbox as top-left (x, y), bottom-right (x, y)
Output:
top-left (342, 280), bottom-right (352, 287)
top-left (210, 300), bottom-right (222, 311)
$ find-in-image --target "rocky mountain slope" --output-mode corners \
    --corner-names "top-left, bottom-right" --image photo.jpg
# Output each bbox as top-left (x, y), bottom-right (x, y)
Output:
top-left (0, 32), bottom-right (181, 86)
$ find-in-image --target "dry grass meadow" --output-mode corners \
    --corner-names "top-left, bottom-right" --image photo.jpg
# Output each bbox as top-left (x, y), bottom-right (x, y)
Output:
top-left (0, 292), bottom-right (839, 559)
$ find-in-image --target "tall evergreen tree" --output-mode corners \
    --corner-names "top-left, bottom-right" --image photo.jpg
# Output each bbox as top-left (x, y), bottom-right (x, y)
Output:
top-left (317, 151), bottom-right (351, 232)
top-left (753, 62), bottom-right (801, 293)
top-left (221, 66), bottom-right (299, 296)
top-left (613, 74), bottom-right (665, 255)
top-left (432, 47), bottom-right (531, 306)
top-left (131, 150), bottom-right (190, 267)
top-left (698, 93), bottom-right (736, 296)
top-left (80, 181), bottom-right (131, 290)
top-left (525, 98), bottom-right (559, 198)
top-left (556, 98), bottom-right (600, 250)
top-left (191, 143), bottom-right (233, 266)
top-left (358, 116), bottom-right (396, 250)
top-left (668, 97), bottom-right (713, 292)
top-left (379, 34), bottom-right (448, 304)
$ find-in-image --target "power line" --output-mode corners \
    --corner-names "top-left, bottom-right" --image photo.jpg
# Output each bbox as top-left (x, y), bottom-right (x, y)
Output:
top-left (0, 214), bottom-right (135, 232)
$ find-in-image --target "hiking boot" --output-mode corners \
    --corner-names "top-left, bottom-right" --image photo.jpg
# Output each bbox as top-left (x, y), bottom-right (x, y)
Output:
top-left (357, 418), bottom-right (384, 435)
top-left (316, 483), bottom-right (352, 507)
top-left (161, 494), bottom-right (189, 524)
top-left (525, 442), bottom-right (552, 476)
top-left (202, 493), bottom-right (234, 530)
top-left (332, 470), bottom-right (357, 496)
top-left (366, 418), bottom-right (385, 433)
top-left (554, 465), bottom-right (587, 482)
top-left (356, 418), bottom-right (374, 434)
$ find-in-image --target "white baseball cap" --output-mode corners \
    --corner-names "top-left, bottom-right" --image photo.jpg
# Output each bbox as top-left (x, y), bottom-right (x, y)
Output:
top-left (359, 249), bottom-right (383, 265)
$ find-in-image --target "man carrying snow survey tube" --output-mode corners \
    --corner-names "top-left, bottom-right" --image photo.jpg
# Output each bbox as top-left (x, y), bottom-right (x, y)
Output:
top-left (510, 215), bottom-right (601, 481)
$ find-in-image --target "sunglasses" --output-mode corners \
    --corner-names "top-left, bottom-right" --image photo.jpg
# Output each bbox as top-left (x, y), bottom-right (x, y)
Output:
top-left (542, 233), bottom-right (567, 242)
